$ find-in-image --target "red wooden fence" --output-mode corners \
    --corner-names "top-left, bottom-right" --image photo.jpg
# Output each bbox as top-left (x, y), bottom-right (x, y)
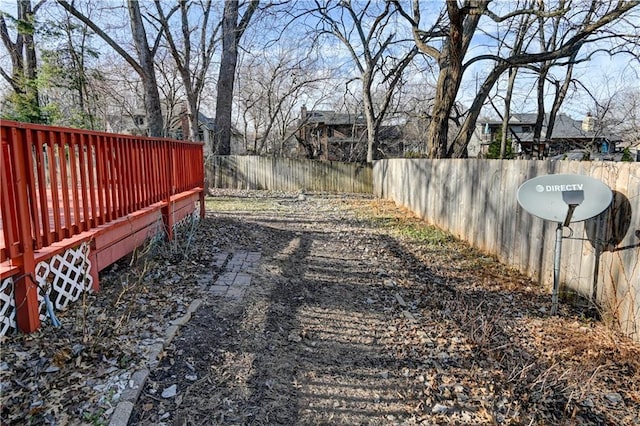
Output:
top-left (1, 120), bottom-right (204, 333)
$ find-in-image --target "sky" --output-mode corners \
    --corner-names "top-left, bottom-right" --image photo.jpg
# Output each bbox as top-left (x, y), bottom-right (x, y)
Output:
top-left (1, 0), bottom-right (638, 124)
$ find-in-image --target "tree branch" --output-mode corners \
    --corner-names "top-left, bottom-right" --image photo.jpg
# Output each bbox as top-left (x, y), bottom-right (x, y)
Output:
top-left (56, 0), bottom-right (143, 75)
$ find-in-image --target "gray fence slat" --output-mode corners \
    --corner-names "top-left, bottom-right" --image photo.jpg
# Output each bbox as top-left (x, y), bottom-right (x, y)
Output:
top-left (207, 155), bottom-right (373, 194)
top-left (373, 159), bottom-right (640, 341)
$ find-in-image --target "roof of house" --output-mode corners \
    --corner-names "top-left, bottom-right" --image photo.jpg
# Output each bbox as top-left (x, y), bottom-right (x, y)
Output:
top-left (197, 112), bottom-right (242, 136)
top-left (198, 112), bottom-right (215, 130)
top-left (303, 110), bottom-right (366, 126)
top-left (482, 113), bottom-right (621, 142)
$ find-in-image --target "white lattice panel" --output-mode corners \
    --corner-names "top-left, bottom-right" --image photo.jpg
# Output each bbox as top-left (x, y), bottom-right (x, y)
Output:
top-left (0, 277), bottom-right (16, 336)
top-left (35, 262), bottom-right (50, 323)
top-left (35, 242), bottom-right (93, 315)
top-left (50, 242), bottom-right (92, 309)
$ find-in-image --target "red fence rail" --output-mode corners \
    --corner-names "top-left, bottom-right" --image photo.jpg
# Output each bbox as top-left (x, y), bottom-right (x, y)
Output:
top-left (1, 120), bottom-right (204, 262)
top-left (1, 120), bottom-right (204, 332)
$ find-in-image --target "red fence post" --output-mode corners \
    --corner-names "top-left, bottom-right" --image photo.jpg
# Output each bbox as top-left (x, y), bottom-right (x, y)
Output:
top-left (10, 127), bottom-right (40, 333)
top-left (162, 140), bottom-right (174, 240)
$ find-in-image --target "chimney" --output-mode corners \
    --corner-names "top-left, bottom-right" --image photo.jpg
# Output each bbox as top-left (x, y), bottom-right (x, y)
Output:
top-left (582, 112), bottom-right (595, 132)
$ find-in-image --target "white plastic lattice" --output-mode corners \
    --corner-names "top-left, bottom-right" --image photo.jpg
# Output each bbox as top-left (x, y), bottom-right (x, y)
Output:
top-left (51, 242), bottom-right (92, 309)
top-left (35, 261), bottom-right (50, 323)
top-left (35, 242), bottom-right (93, 313)
top-left (0, 277), bottom-right (16, 336)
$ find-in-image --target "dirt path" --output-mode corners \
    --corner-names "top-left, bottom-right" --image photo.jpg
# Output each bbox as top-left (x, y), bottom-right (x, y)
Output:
top-left (128, 191), bottom-right (639, 425)
top-left (2, 191), bottom-right (638, 425)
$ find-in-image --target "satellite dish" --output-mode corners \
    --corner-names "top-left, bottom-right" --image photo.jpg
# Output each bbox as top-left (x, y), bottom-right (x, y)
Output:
top-left (517, 173), bottom-right (613, 315)
top-left (517, 174), bottom-right (612, 223)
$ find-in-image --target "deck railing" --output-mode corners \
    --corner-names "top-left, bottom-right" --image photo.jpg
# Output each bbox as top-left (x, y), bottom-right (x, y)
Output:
top-left (1, 120), bottom-right (204, 263)
top-left (1, 120), bottom-right (204, 332)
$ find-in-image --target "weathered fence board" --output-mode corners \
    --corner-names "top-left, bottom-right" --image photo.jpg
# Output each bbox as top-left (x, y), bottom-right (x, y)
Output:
top-left (374, 159), bottom-right (640, 341)
top-left (207, 156), bottom-right (372, 193)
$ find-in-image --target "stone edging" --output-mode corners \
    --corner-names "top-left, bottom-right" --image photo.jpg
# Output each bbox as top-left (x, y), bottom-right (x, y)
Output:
top-left (108, 298), bottom-right (203, 426)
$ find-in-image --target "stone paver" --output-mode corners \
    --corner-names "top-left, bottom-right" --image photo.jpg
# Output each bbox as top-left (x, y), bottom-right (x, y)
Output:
top-left (205, 250), bottom-right (262, 300)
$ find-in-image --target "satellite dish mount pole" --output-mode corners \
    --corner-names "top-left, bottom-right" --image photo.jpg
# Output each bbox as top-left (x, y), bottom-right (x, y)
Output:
top-left (551, 191), bottom-right (584, 315)
top-left (552, 223), bottom-right (563, 315)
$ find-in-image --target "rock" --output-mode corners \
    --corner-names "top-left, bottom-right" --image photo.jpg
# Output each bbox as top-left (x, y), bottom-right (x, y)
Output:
top-left (161, 384), bottom-right (177, 398)
top-left (605, 392), bottom-right (623, 405)
top-left (402, 310), bottom-right (416, 321)
top-left (581, 398), bottom-right (595, 408)
top-left (432, 403), bottom-right (449, 414)
top-left (288, 333), bottom-right (302, 343)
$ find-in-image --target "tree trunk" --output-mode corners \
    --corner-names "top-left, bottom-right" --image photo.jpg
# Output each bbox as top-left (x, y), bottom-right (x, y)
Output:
top-left (545, 52), bottom-right (578, 140)
top-left (128, 0), bottom-right (163, 137)
top-left (449, 64), bottom-right (508, 158)
top-left (428, 62), bottom-right (463, 158)
top-left (0, 0), bottom-right (41, 121)
top-left (533, 63), bottom-right (549, 143)
top-left (214, 1), bottom-right (240, 155)
top-left (500, 67), bottom-right (517, 158)
top-left (426, 2), bottom-right (485, 158)
top-left (362, 73), bottom-right (378, 163)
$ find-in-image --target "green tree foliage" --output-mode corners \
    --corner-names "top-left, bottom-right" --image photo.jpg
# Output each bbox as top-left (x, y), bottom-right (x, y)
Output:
top-left (38, 42), bottom-right (102, 129)
top-left (621, 147), bottom-right (634, 162)
top-left (0, 1), bottom-right (44, 123)
top-left (1, 76), bottom-right (43, 122)
top-left (485, 127), bottom-right (514, 159)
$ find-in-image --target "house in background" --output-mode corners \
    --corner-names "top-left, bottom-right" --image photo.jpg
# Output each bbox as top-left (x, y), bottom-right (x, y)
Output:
top-left (105, 101), bottom-right (244, 156)
top-left (469, 113), bottom-right (622, 159)
top-left (168, 111), bottom-right (244, 157)
top-left (296, 106), bottom-right (403, 162)
top-left (105, 108), bottom-right (148, 136)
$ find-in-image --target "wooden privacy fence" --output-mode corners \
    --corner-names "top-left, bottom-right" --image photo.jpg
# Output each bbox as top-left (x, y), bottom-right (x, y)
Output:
top-left (207, 155), bottom-right (372, 193)
top-left (1, 120), bottom-right (204, 333)
top-left (374, 159), bottom-right (640, 341)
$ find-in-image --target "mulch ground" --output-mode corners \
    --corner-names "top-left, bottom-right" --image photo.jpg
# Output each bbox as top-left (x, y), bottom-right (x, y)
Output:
top-left (2, 190), bottom-right (639, 425)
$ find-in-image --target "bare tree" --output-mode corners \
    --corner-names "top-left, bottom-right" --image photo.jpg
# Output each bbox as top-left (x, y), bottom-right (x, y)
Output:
top-left (57, 0), bottom-right (165, 136)
top-left (213, 0), bottom-right (259, 155)
top-left (236, 38), bottom-right (335, 155)
top-left (308, 0), bottom-right (418, 162)
top-left (393, 0), bottom-right (640, 158)
top-left (151, 0), bottom-right (222, 141)
top-left (91, 53), bottom-right (148, 134)
top-left (614, 87), bottom-right (640, 149)
top-left (490, 1), bottom-right (536, 158)
top-left (154, 48), bottom-right (184, 136)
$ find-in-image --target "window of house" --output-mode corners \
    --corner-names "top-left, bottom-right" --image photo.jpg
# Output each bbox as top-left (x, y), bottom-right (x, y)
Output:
top-left (521, 126), bottom-right (531, 133)
top-left (134, 116), bottom-right (145, 126)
